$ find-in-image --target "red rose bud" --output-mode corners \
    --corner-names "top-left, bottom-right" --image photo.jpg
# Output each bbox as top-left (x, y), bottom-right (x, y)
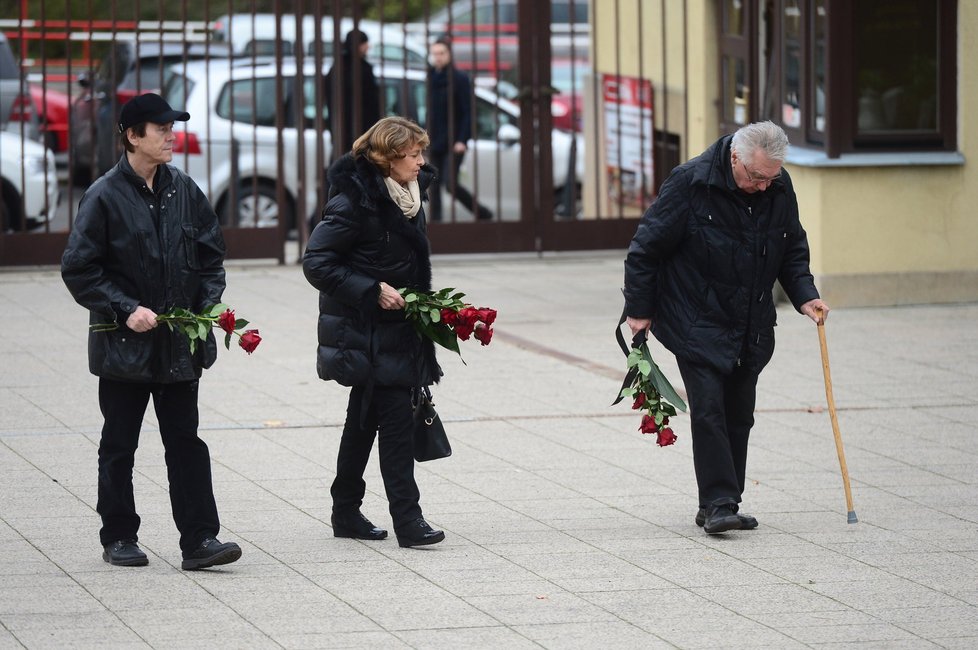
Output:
top-left (457, 307), bottom-right (479, 327)
top-left (656, 427), bottom-right (677, 447)
top-left (239, 329), bottom-right (262, 354)
top-left (218, 309), bottom-right (236, 335)
top-left (441, 308), bottom-right (459, 326)
top-left (639, 414), bottom-right (659, 434)
top-left (473, 324), bottom-right (493, 346)
top-left (632, 392), bottom-right (647, 410)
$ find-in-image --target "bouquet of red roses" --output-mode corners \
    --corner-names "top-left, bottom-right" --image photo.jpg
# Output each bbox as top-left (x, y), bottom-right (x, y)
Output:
top-left (399, 287), bottom-right (496, 359)
top-left (614, 339), bottom-right (686, 447)
top-left (92, 303), bottom-right (261, 356)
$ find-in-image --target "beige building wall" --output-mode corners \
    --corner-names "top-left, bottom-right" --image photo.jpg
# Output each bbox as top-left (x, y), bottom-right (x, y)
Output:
top-left (588, 0), bottom-right (978, 306)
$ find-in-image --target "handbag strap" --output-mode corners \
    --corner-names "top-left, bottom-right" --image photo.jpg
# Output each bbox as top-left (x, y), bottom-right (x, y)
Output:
top-left (612, 307), bottom-right (645, 406)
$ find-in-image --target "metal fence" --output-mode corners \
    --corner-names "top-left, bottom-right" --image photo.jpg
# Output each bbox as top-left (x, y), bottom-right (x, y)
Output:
top-left (1, 1), bottom-right (680, 265)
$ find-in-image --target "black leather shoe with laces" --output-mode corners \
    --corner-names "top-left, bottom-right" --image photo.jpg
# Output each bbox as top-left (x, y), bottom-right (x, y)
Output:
top-left (332, 511), bottom-right (388, 540)
top-left (695, 508), bottom-right (758, 530)
top-left (181, 537), bottom-right (242, 570)
top-left (703, 504), bottom-right (743, 534)
top-left (102, 539), bottom-right (148, 566)
top-left (395, 518), bottom-right (445, 548)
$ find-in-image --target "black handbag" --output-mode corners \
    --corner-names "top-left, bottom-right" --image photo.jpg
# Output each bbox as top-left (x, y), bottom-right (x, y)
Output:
top-left (412, 387), bottom-right (452, 462)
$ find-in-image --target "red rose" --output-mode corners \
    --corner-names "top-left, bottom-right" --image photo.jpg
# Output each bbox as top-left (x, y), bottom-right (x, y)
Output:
top-left (239, 329), bottom-right (262, 354)
top-left (455, 321), bottom-right (475, 341)
top-left (440, 308), bottom-right (459, 326)
top-left (475, 307), bottom-right (497, 327)
top-left (218, 309), bottom-right (236, 335)
top-left (457, 307), bottom-right (479, 327)
top-left (656, 427), bottom-right (677, 447)
top-left (473, 324), bottom-right (493, 346)
top-left (638, 415), bottom-right (659, 434)
top-left (632, 392), bottom-right (647, 410)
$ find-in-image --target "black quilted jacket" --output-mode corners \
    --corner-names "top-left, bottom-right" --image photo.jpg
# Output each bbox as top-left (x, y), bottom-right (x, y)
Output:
top-left (624, 135), bottom-right (819, 374)
top-left (302, 153), bottom-right (440, 388)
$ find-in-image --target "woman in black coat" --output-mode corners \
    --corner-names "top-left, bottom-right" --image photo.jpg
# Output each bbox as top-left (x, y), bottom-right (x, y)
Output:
top-left (302, 116), bottom-right (445, 548)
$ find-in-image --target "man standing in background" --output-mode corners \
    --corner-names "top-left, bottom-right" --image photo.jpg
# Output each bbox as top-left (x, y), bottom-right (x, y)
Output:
top-left (426, 36), bottom-right (491, 222)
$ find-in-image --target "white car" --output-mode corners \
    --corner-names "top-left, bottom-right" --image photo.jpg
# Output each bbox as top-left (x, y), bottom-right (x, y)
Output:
top-left (0, 131), bottom-right (58, 232)
top-left (162, 58), bottom-right (583, 228)
top-left (211, 14), bottom-right (428, 68)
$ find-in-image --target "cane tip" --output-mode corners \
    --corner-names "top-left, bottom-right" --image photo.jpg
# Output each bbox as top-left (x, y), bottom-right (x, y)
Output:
top-left (847, 511), bottom-right (858, 524)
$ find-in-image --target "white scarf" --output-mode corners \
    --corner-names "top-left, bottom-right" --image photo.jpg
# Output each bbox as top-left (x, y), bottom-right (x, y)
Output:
top-left (383, 177), bottom-right (422, 219)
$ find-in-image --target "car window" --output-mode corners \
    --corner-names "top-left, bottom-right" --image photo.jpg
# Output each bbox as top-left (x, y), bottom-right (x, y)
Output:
top-left (474, 96), bottom-right (515, 140)
top-left (551, 1), bottom-right (589, 24)
top-left (162, 72), bottom-right (195, 112)
top-left (217, 77), bottom-right (283, 126)
top-left (0, 37), bottom-right (18, 79)
top-left (378, 77), bottom-right (426, 123)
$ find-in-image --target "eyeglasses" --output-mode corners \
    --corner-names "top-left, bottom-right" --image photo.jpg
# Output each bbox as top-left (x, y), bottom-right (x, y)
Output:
top-left (739, 158), bottom-right (782, 184)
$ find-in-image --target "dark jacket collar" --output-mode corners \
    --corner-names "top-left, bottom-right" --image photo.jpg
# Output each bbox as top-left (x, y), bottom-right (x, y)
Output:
top-left (117, 153), bottom-right (172, 194)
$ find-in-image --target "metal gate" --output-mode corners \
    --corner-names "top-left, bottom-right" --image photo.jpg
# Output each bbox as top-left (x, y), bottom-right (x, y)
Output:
top-left (1, 1), bottom-right (676, 265)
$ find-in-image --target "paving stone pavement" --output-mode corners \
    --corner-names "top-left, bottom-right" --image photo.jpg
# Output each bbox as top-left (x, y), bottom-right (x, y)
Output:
top-left (1, 251), bottom-right (977, 649)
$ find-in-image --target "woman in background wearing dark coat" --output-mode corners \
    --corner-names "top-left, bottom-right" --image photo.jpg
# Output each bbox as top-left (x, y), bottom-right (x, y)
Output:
top-left (302, 116), bottom-right (445, 548)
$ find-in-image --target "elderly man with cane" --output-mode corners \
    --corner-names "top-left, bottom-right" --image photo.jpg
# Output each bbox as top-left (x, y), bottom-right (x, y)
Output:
top-left (623, 120), bottom-right (830, 534)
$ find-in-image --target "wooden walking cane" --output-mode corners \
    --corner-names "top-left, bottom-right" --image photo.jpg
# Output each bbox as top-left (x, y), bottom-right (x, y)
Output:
top-left (816, 308), bottom-right (858, 524)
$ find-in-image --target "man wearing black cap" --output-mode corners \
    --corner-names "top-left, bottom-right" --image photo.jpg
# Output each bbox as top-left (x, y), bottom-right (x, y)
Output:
top-left (61, 93), bottom-right (242, 570)
top-left (324, 28), bottom-right (381, 158)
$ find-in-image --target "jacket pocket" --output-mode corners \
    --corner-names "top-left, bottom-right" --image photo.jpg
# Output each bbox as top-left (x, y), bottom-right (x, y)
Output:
top-left (182, 223), bottom-right (201, 270)
top-left (95, 329), bottom-right (154, 381)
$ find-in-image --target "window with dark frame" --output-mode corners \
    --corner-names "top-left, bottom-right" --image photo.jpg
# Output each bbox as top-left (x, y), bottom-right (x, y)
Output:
top-left (719, 0), bottom-right (956, 157)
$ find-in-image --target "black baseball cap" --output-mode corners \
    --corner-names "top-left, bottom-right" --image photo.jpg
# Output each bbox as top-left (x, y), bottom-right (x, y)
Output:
top-left (118, 93), bottom-right (190, 133)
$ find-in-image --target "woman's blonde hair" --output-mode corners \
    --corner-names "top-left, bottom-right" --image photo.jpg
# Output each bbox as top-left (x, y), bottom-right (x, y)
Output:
top-left (352, 116), bottom-right (430, 176)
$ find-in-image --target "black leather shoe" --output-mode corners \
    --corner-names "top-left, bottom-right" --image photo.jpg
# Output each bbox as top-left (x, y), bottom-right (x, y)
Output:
top-left (695, 508), bottom-right (758, 530)
top-left (395, 518), bottom-right (445, 548)
top-left (181, 537), bottom-right (242, 570)
top-left (332, 511), bottom-right (388, 540)
top-left (703, 504), bottom-right (743, 534)
top-left (102, 539), bottom-right (148, 566)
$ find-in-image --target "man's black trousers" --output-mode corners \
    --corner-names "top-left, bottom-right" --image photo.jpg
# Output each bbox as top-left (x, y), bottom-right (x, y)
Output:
top-left (676, 358), bottom-right (760, 509)
top-left (97, 378), bottom-right (220, 554)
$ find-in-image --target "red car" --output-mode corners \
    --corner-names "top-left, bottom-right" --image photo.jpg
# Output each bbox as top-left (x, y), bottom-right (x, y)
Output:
top-left (550, 58), bottom-right (587, 132)
top-left (29, 83), bottom-right (70, 152)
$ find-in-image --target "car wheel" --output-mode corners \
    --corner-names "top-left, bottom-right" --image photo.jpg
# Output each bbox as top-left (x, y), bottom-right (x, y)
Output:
top-left (221, 182), bottom-right (294, 229)
top-left (0, 183), bottom-right (24, 233)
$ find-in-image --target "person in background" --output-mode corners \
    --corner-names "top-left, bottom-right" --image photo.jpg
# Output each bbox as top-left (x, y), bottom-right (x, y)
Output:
top-left (623, 120), bottom-right (830, 535)
top-left (61, 93), bottom-right (242, 570)
top-left (426, 36), bottom-right (492, 222)
top-left (325, 28), bottom-right (381, 159)
top-left (303, 116), bottom-right (446, 548)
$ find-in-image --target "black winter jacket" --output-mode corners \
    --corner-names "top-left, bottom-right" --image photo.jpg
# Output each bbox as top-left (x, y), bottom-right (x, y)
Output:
top-left (62, 155), bottom-right (226, 383)
top-left (427, 64), bottom-right (472, 153)
top-left (302, 153), bottom-right (440, 388)
top-left (624, 135), bottom-right (819, 374)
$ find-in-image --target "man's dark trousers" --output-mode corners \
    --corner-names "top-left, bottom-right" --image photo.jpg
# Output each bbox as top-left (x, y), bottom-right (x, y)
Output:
top-left (676, 358), bottom-right (760, 509)
top-left (97, 378), bottom-right (219, 554)
top-left (427, 148), bottom-right (490, 221)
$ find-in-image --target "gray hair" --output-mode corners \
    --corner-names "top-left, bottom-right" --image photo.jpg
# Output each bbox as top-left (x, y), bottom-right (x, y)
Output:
top-left (731, 121), bottom-right (789, 164)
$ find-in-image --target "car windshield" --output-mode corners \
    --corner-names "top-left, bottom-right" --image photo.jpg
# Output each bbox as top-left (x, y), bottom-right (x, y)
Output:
top-left (0, 37), bottom-right (19, 79)
top-left (551, 61), bottom-right (587, 94)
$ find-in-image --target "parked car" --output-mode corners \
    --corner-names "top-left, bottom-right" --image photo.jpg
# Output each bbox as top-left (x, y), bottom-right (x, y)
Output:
top-left (549, 58), bottom-right (588, 132)
top-left (161, 58), bottom-right (582, 228)
top-left (0, 33), bottom-right (40, 141)
top-left (211, 14), bottom-right (428, 68)
top-left (29, 83), bottom-right (71, 153)
top-left (69, 39), bottom-right (232, 182)
top-left (408, 0), bottom-right (589, 77)
top-left (0, 131), bottom-right (59, 232)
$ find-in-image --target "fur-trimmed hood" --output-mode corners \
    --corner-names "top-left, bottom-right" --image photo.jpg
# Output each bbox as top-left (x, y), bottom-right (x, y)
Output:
top-left (327, 152), bottom-right (437, 214)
